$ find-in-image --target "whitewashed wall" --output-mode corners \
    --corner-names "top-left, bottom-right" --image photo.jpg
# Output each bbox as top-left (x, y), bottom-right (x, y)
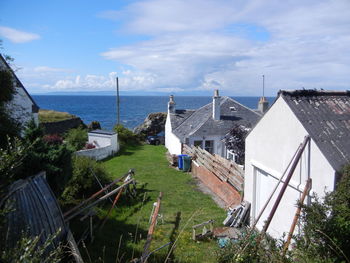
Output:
top-left (6, 86), bottom-right (38, 127)
top-left (165, 113), bottom-right (182, 155)
top-left (188, 135), bottom-right (225, 157)
top-left (76, 145), bottom-right (116, 161)
top-left (244, 96), bottom-right (335, 239)
top-left (88, 133), bottom-right (118, 151)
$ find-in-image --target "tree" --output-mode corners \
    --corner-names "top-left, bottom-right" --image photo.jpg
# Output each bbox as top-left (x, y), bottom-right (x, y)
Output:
top-left (223, 125), bottom-right (249, 165)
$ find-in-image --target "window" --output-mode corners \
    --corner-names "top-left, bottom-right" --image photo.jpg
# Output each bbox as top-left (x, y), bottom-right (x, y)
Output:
top-left (204, 140), bottom-right (214, 154)
top-left (194, 140), bottom-right (202, 147)
top-left (226, 149), bottom-right (238, 163)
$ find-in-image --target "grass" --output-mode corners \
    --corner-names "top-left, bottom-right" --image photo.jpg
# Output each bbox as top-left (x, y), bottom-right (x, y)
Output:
top-left (72, 144), bottom-right (226, 263)
top-left (39, 109), bottom-right (76, 123)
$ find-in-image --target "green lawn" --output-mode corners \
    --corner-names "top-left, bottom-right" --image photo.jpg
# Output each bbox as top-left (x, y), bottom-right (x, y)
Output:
top-left (39, 109), bottom-right (76, 123)
top-left (80, 145), bottom-right (225, 262)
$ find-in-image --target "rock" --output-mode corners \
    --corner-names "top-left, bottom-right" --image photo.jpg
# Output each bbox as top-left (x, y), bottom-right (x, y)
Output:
top-left (133, 112), bottom-right (167, 136)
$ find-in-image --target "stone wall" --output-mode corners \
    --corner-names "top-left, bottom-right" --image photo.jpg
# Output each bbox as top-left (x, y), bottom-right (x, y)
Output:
top-left (41, 117), bottom-right (85, 134)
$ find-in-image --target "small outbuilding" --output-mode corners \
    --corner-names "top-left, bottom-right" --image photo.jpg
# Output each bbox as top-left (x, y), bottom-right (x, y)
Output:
top-left (244, 90), bottom-right (350, 238)
top-left (76, 129), bottom-right (119, 160)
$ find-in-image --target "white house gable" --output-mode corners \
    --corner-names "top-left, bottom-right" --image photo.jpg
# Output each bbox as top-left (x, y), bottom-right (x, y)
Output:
top-left (245, 95), bottom-right (335, 238)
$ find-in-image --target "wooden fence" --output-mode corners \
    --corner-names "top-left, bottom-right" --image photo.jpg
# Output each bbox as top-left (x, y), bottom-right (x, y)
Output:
top-left (182, 144), bottom-right (244, 192)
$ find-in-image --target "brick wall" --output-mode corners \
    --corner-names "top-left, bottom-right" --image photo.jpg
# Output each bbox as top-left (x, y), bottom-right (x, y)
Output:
top-left (192, 162), bottom-right (242, 207)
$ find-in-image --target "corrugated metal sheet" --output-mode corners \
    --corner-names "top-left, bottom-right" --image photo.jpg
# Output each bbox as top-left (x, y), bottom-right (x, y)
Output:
top-left (280, 90), bottom-right (350, 172)
top-left (2, 172), bottom-right (68, 250)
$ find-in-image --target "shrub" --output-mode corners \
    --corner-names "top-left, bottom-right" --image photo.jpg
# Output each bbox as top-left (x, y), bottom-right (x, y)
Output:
top-left (61, 156), bottom-right (110, 207)
top-left (65, 127), bottom-right (87, 151)
top-left (113, 124), bottom-right (142, 148)
top-left (88, 121), bottom-right (101, 130)
top-left (43, 134), bottom-right (63, 145)
top-left (293, 165), bottom-right (350, 262)
top-left (84, 143), bottom-right (96, 149)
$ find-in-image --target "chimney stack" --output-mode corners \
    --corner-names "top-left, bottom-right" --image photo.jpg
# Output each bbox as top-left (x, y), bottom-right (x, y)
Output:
top-left (258, 96), bottom-right (269, 113)
top-left (168, 95), bottom-right (176, 114)
top-left (213, 89), bottom-right (221, 120)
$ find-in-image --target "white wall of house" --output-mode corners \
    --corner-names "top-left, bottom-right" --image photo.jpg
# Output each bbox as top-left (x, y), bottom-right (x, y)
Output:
top-left (188, 135), bottom-right (225, 156)
top-left (6, 86), bottom-right (38, 127)
top-left (165, 114), bottom-right (182, 155)
top-left (244, 96), bottom-right (335, 239)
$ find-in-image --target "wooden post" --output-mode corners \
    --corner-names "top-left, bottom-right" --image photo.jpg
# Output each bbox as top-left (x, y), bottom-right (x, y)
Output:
top-left (141, 192), bottom-right (163, 262)
top-left (262, 135), bottom-right (310, 234)
top-left (283, 178), bottom-right (312, 255)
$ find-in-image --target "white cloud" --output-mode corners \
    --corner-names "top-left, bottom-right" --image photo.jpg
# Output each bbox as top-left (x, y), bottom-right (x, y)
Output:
top-left (33, 66), bottom-right (67, 73)
top-left (99, 0), bottom-right (350, 95)
top-left (0, 26), bottom-right (40, 43)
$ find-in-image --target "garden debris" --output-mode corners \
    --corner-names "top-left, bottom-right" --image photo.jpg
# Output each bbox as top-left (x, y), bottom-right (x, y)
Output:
top-left (192, 219), bottom-right (214, 241)
top-left (223, 201), bottom-right (250, 228)
top-left (139, 192), bottom-right (163, 263)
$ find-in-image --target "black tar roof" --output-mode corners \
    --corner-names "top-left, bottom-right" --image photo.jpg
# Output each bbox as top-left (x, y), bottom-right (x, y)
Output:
top-left (280, 90), bottom-right (350, 172)
top-left (171, 96), bottom-right (261, 142)
top-left (89, 129), bottom-right (116, 135)
top-left (0, 54), bottom-right (39, 113)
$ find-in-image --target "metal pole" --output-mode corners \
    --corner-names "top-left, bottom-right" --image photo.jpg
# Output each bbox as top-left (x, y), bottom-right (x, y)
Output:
top-left (283, 178), bottom-right (312, 254)
top-left (262, 75), bottom-right (265, 98)
top-left (116, 77), bottom-right (120, 125)
top-left (262, 135), bottom-right (310, 233)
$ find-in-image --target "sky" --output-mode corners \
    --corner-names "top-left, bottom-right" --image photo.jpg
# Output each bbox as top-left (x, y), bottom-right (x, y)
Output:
top-left (0, 0), bottom-right (349, 96)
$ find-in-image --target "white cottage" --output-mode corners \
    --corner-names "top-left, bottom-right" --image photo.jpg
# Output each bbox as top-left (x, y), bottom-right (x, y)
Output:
top-left (244, 90), bottom-right (350, 239)
top-left (165, 90), bottom-right (261, 158)
top-left (0, 54), bottom-right (39, 127)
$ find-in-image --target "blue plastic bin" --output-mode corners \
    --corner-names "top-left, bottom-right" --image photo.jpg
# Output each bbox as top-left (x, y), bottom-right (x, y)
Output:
top-left (177, 154), bottom-right (187, 170)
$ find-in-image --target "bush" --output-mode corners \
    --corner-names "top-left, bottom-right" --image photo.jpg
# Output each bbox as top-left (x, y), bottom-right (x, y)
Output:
top-left (88, 121), bottom-right (101, 130)
top-left (61, 156), bottom-right (110, 207)
top-left (293, 165), bottom-right (350, 262)
top-left (65, 127), bottom-right (87, 151)
top-left (19, 120), bottom-right (73, 195)
top-left (113, 124), bottom-right (142, 148)
top-left (43, 134), bottom-right (63, 145)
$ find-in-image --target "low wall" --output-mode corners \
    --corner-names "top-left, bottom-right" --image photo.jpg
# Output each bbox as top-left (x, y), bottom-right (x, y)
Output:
top-left (192, 161), bottom-right (242, 207)
top-left (76, 145), bottom-right (116, 161)
top-left (41, 117), bottom-right (85, 135)
top-left (182, 144), bottom-right (243, 207)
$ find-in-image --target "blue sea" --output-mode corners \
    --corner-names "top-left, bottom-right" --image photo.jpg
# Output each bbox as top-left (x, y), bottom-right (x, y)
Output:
top-left (33, 95), bottom-right (275, 131)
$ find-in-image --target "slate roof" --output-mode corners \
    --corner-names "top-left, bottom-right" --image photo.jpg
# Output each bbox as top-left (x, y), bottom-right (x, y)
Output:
top-left (171, 96), bottom-right (261, 142)
top-left (1, 172), bottom-right (68, 250)
top-left (280, 90), bottom-right (350, 172)
top-left (0, 54), bottom-right (39, 113)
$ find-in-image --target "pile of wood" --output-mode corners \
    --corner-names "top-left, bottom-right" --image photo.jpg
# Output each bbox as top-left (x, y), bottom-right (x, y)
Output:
top-left (182, 144), bottom-right (244, 192)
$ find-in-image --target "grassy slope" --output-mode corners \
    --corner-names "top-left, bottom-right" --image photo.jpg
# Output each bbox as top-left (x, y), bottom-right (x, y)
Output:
top-left (83, 145), bottom-right (225, 263)
top-left (39, 109), bottom-right (76, 123)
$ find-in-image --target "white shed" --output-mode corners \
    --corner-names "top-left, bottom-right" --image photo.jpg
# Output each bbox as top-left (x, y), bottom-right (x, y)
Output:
top-left (244, 90), bottom-right (350, 239)
top-left (76, 129), bottom-right (119, 160)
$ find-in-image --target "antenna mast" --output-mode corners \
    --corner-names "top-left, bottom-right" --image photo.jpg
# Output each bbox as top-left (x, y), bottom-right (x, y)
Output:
top-left (262, 75), bottom-right (265, 98)
top-left (116, 77), bottom-right (120, 125)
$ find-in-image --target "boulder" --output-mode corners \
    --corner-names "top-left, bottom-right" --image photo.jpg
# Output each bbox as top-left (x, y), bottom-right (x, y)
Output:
top-left (133, 112), bottom-right (167, 136)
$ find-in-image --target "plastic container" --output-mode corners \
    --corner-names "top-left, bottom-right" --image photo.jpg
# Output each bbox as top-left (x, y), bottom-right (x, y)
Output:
top-left (177, 154), bottom-right (187, 170)
top-left (182, 155), bottom-right (191, 172)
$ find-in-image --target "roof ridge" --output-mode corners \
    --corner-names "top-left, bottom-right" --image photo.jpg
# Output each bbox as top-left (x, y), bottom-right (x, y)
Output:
top-left (226, 96), bottom-right (262, 116)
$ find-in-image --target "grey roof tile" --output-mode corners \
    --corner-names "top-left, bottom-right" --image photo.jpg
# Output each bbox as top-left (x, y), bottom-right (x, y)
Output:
top-left (280, 90), bottom-right (350, 172)
top-left (172, 96), bottom-right (261, 142)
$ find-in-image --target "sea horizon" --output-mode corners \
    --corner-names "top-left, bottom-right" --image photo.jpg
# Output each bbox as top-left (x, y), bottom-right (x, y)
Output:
top-left (33, 95), bottom-right (275, 131)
